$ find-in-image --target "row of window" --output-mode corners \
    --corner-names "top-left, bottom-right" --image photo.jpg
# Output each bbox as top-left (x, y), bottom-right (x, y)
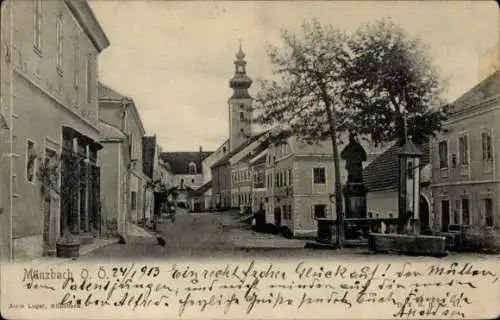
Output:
top-left (33, 0), bottom-right (93, 102)
top-left (438, 129), bottom-right (493, 169)
top-left (233, 192), bottom-right (251, 205)
top-left (441, 197), bottom-right (494, 228)
top-left (265, 167), bottom-right (326, 189)
top-left (233, 169), bottom-right (251, 184)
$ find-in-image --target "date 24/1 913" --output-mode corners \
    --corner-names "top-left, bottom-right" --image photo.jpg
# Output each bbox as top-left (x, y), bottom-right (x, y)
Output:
top-left (79, 265), bottom-right (161, 281)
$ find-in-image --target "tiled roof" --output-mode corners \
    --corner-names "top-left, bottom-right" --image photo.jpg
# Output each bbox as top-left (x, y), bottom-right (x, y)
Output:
top-left (451, 70), bottom-right (499, 112)
top-left (98, 121), bottom-right (127, 140)
top-left (160, 151), bottom-right (213, 174)
top-left (142, 136), bottom-right (156, 179)
top-left (98, 82), bottom-right (129, 100)
top-left (397, 139), bottom-right (423, 156)
top-left (363, 141), bottom-right (430, 192)
top-left (239, 140), bottom-right (269, 163)
top-left (190, 180), bottom-right (212, 197)
top-left (211, 131), bottom-right (269, 168)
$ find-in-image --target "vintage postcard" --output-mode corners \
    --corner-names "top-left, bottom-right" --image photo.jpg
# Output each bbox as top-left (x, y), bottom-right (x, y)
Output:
top-left (0, 0), bottom-right (499, 319)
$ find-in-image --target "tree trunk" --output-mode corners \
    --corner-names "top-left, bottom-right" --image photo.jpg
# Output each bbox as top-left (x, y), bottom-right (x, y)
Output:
top-left (325, 103), bottom-right (344, 248)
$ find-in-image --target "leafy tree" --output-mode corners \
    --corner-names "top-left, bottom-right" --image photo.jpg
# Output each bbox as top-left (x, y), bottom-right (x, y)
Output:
top-left (254, 19), bottom-right (352, 247)
top-left (255, 18), bottom-right (448, 245)
top-left (342, 19), bottom-right (447, 146)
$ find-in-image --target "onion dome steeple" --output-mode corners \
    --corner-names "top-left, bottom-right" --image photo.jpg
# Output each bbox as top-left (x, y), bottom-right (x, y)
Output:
top-left (229, 41), bottom-right (253, 99)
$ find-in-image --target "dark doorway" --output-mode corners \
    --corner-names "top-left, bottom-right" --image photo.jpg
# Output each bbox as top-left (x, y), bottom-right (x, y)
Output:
top-left (274, 207), bottom-right (281, 227)
top-left (419, 195), bottom-right (430, 231)
top-left (441, 200), bottom-right (450, 232)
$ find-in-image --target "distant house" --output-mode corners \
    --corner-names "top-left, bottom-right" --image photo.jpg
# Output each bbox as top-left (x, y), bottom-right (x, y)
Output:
top-left (160, 148), bottom-right (213, 208)
top-left (363, 141), bottom-right (432, 231)
top-left (202, 139), bottom-right (230, 184)
top-left (264, 130), bottom-right (387, 238)
top-left (98, 121), bottom-right (128, 236)
top-left (98, 82), bottom-right (148, 224)
top-left (158, 160), bottom-right (173, 189)
top-left (188, 180), bottom-right (212, 212)
top-left (211, 131), bottom-right (270, 209)
top-left (250, 149), bottom-right (268, 214)
top-left (142, 135), bottom-right (159, 223)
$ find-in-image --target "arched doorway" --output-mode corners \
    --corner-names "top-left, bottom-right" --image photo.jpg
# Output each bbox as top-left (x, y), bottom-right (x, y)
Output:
top-left (419, 194), bottom-right (430, 232)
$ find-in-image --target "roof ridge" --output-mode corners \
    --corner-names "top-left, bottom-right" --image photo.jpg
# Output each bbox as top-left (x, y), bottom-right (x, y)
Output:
top-left (99, 119), bottom-right (126, 133)
top-left (98, 81), bottom-right (130, 100)
top-left (452, 69), bottom-right (499, 106)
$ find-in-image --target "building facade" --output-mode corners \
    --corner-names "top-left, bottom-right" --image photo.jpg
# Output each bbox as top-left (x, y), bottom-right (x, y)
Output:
top-left (431, 70), bottom-right (500, 233)
top-left (212, 161), bottom-right (231, 208)
top-left (159, 149), bottom-right (213, 208)
top-left (98, 83), bottom-right (147, 224)
top-left (201, 139), bottom-right (229, 184)
top-left (250, 150), bottom-right (267, 213)
top-left (142, 136), bottom-right (159, 222)
top-left (97, 120), bottom-right (128, 236)
top-left (158, 159), bottom-right (173, 189)
top-left (212, 131), bottom-right (269, 209)
top-left (0, 0), bottom-right (109, 261)
top-left (363, 141), bottom-right (433, 231)
top-left (264, 133), bottom-right (385, 238)
top-left (231, 156), bottom-right (253, 213)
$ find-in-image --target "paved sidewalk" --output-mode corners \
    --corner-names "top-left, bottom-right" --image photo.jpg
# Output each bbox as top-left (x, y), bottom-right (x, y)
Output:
top-left (31, 238), bottom-right (119, 264)
top-left (30, 223), bottom-right (156, 263)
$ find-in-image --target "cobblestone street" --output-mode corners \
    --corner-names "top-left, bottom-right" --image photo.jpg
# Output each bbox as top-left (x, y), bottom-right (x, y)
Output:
top-left (80, 210), bottom-right (499, 262)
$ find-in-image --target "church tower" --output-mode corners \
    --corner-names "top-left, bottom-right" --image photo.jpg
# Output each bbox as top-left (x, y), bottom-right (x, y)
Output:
top-left (228, 43), bottom-right (253, 152)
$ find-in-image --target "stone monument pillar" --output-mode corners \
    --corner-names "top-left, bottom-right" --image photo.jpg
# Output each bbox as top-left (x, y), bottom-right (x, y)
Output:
top-left (341, 133), bottom-right (368, 220)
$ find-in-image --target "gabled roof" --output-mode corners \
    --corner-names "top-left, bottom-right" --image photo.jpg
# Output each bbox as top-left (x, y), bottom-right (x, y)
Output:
top-left (451, 70), bottom-right (499, 112)
top-left (363, 141), bottom-right (430, 192)
top-left (211, 131), bottom-right (269, 169)
top-left (190, 180), bottom-right (212, 197)
top-left (98, 82), bottom-right (146, 136)
top-left (142, 136), bottom-right (156, 179)
top-left (160, 151), bottom-right (213, 174)
top-left (98, 121), bottom-right (127, 140)
top-left (238, 140), bottom-right (269, 164)
top-left (169, 185), bottom-right (194, 192)
top-left (98, 82), bottom-right (129, 101)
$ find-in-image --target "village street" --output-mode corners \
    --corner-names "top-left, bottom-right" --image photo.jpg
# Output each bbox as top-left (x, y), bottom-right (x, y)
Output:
top-left (80, 210), bottom-right (499, 262)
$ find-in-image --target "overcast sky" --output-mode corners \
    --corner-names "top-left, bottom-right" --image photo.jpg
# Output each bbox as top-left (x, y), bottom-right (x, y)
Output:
top-left (89, 1), bottom-right (498, 152)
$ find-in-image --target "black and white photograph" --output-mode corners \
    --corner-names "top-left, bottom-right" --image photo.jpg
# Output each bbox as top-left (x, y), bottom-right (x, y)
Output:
top-left (0, 1), bottom-right (499, 319)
